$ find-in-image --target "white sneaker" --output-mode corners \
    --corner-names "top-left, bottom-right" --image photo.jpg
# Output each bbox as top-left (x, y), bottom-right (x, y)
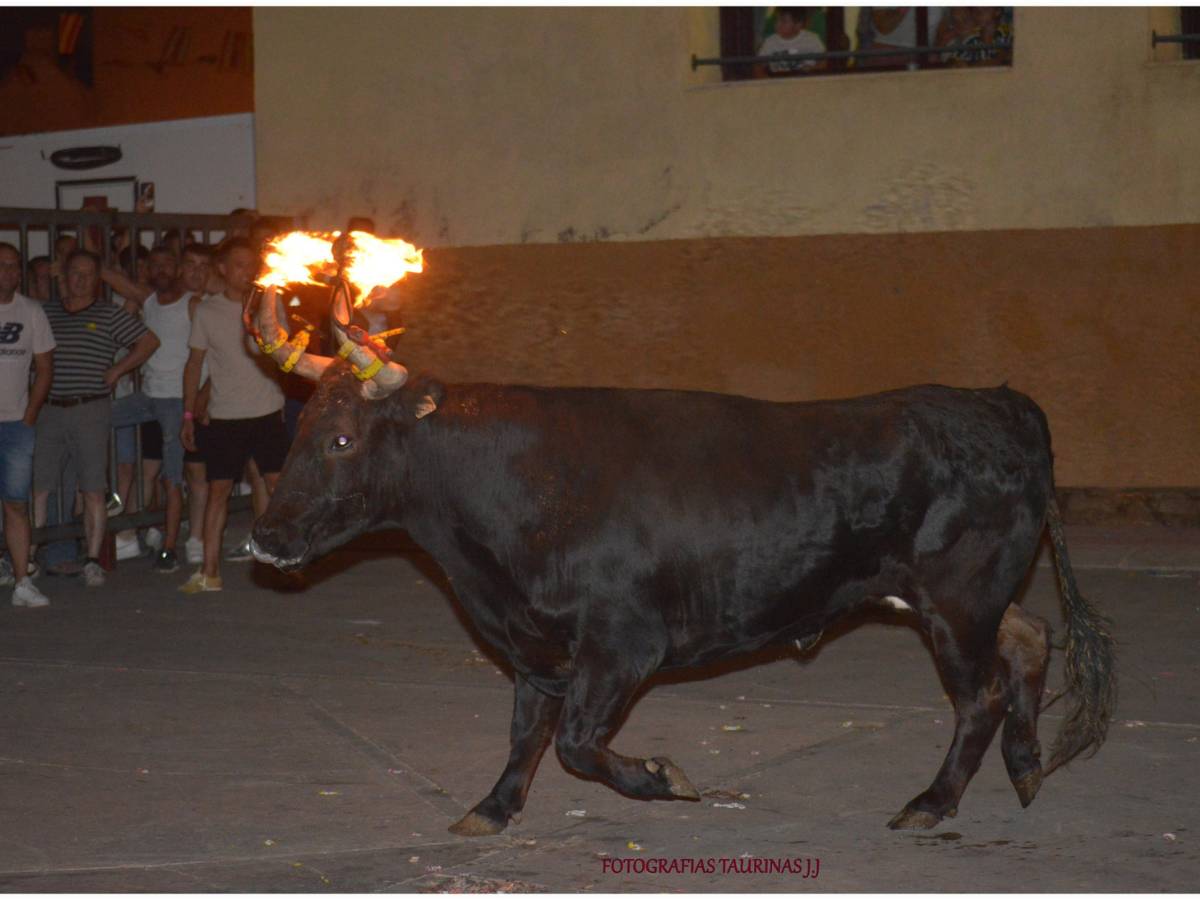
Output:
top-left (12, 577), bottom-right (50, 608)
top-left (185, 535), bottom-right (204, 565)
top-left (0, 557), bottom-right (13, 587)
top-left (83, 560), bottom-right (106, 588)
top-left (145, 527), bottom-right (164, 552)
top-left (115, 532), bottom-right (141, 561)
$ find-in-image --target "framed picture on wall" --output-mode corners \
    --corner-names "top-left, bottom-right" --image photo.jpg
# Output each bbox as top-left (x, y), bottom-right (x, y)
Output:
top-left (54, 176), bottom-right (138, 213)
top-left (55, 176), bottom-right (138, 255)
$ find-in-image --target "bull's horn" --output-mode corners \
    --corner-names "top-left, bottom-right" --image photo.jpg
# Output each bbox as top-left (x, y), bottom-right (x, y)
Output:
top-left (255, 285), bottom-right (332, 381)
top-left (330, 284), bottom-right (408, 399)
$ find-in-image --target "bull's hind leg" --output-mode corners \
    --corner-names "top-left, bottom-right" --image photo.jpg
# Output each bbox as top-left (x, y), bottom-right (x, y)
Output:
top-left (449, 675), bottom-right (563, 836)
top-left (997, 604), bottom-right (1050, 808)
top-left (889, 616), bottom-right (1010, 830)
top-left (554, 616), bottom-right (701, 802)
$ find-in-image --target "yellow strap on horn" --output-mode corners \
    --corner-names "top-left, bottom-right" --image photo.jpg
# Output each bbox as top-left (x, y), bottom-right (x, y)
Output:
top-left (258, 335), bottom-right (287, 356)
top-left (281, 345), bottom-right (305, 374)
top-left (369, 326), bottom-right (406, 340)
top-left (352, 357), bottom-right (384, 381)
top-left (337, 340), bottom-right (357, 359)
top-left (279, 330), bottom-right (310, 374)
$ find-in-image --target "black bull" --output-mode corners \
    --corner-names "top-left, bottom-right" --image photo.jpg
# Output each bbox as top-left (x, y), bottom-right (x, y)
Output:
top-left (251, 371), bottom-right (1115, 835)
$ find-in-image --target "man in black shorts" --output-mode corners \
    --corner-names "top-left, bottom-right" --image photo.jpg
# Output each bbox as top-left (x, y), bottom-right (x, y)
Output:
top-left (179, 238), bottom-right (286, 593)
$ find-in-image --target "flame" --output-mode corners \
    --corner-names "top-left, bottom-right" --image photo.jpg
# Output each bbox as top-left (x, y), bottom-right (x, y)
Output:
top-left (343, 231), bottom-right (424, 307)
top-left (258, 230), bottom-right (424, 307)
top-left (259, 231), bottom-right (337, 289)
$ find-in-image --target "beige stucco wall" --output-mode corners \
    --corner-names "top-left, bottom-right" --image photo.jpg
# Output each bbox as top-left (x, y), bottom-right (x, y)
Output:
top-left (252, 8), bottom-right (1199, 489)
top-left (254, 7), bottom-right (1199, 247)
top-left (354, 226), bottom-right (1200, 489)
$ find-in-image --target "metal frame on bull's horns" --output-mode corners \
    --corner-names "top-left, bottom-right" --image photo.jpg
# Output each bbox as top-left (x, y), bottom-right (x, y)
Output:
top-left (246, 283), bottom-right (332, 382)
top-left (327, 276), bottom-right (408, 399)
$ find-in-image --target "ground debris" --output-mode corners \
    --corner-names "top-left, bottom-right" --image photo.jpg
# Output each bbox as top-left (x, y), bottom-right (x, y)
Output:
top-left (419, 873), bottom-right (547, 893)
top-left (703, 788), bottom-right (749, 802)
top-left (291, 861), bottom-right (331, 886)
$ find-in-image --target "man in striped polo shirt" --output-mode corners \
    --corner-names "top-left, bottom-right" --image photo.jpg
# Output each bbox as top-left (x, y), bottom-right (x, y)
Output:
top-left (31, 249), bottom-right (160, 588)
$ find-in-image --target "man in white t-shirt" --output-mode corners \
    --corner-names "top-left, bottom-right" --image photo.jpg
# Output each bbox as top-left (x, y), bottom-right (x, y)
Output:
top-left (0, 243), bottom-right (55, 609)
top-left (756, 8), bottom-right (827, 75)
top-left (110, 246), bottom-right (201, 573)
top-left (180, 238), bottom-right (287, 593)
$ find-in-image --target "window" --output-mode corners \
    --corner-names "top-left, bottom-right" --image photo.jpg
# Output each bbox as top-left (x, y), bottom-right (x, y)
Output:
top-left (708, 7), bottom-right (1014, 82)
top-left (1183, 7), bottom-right (1200, 60)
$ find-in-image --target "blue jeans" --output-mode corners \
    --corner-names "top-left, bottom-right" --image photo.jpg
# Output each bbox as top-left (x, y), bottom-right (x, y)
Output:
top-left (115, 425), bottom-right (137, 466)
top-left (0, 419), bottom-right (36, 502)
top-left (111, 393), bottom-right (186, 485)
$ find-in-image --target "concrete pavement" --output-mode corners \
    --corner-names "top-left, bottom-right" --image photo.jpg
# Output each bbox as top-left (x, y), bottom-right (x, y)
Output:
top-left (1, 520), bottom-right (1198, 891)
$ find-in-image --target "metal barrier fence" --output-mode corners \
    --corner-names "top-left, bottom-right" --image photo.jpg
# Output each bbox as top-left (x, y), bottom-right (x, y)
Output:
top-left (0, 206), bottom-right (298, 552)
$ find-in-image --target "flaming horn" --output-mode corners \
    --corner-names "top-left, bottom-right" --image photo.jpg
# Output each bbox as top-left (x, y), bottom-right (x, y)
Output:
top-left (327, 274), bottom-right (409, 399)
top-left (244, 230), bottom-right (418, 400)
top-left (245, 284), bottom-right (332, 382)
top-left (245, 282), bottom-right (408, 399)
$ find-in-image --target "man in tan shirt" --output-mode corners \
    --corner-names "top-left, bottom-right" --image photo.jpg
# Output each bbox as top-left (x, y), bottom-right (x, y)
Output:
top-left (180, 238), bottom-right (287, 592)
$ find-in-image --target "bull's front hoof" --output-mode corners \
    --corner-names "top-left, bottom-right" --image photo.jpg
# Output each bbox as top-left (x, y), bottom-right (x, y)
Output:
top-left (448, 810), bottom-right (507, 837)
top-left (887, 806), bottom-right (943, 830)
top-left (645, 757), bottom-right (701, 800)
top-left (1012, 767), bottom-right (1043, 808)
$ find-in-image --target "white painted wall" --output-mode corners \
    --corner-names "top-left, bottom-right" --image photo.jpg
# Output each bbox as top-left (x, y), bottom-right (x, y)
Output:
top-left (0, 113), bottom-right (256, 255)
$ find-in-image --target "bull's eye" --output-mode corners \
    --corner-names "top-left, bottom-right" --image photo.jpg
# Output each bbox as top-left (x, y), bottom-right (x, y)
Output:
top-left (331, 434), bottom-right (353, 451)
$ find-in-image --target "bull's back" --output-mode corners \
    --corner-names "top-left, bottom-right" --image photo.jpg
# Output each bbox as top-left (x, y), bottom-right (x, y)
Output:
top-left (429, 382), bottom-right (1055, 668)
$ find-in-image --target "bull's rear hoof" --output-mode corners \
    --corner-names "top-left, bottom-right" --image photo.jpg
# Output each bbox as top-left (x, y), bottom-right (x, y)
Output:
top-left (887, 806), bottom-right (942, 830)
top-left (1012, 767), bottom-right (1043, 808)
top-left (645, 757), bottom-right (701, 800)
top-left (448, 811), bottom-right (507, 837)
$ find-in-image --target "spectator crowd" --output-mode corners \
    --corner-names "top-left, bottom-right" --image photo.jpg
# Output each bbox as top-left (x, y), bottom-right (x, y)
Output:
top-left (1, 215), bottom-right (317, 608)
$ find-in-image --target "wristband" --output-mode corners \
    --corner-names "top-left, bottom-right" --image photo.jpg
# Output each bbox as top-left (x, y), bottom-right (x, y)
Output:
top-left (183, 411), bottom-right (195, 421)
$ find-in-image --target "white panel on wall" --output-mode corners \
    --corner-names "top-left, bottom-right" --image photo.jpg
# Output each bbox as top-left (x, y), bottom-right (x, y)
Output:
top-left (0, 113), bottom-right (256, 212)
top-left (0, 113), bottom-right (256, 255)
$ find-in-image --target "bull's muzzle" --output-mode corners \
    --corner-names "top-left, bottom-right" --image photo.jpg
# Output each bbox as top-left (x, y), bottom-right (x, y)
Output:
top-left (249, 525), bottom-right (310, 571)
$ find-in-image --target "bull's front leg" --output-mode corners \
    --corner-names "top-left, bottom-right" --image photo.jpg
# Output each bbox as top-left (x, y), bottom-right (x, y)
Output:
top-left (449, 674), bottom-right (563, 836)
top-left (553, 614), bottom-right (701, 803)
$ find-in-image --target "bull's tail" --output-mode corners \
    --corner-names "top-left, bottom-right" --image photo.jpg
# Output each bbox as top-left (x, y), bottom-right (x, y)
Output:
top-left (1042, 497), bottom-right (1117, 775)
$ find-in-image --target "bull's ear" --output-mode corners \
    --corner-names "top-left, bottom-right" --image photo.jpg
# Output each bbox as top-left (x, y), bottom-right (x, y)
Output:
top-left (404, 377), bottom-right (445, 421)
top-left (413, 395), bottom-right (438, 419)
